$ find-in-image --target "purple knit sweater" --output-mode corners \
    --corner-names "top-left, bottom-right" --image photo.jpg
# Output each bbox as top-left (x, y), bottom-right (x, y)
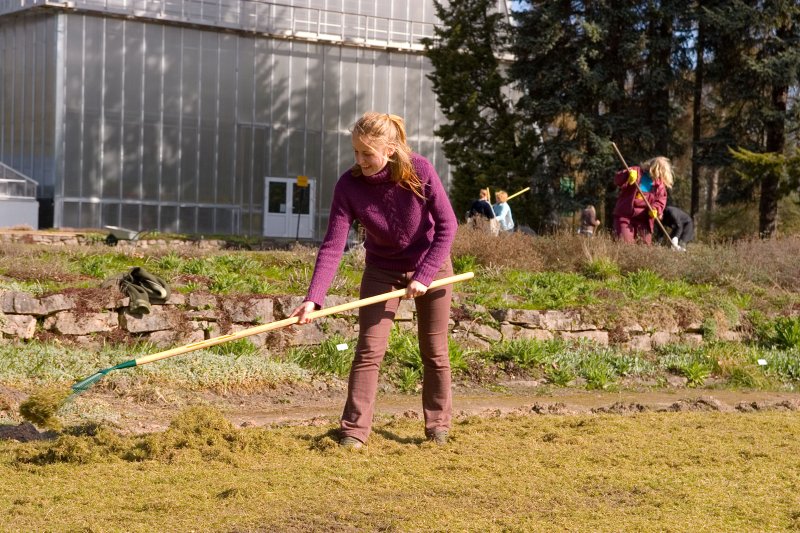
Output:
top-left (306, 153), bottom-right (457, 307)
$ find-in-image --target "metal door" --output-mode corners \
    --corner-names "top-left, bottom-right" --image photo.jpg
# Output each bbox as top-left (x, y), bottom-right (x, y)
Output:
top-left (263, 177), bottom-right (315, 239)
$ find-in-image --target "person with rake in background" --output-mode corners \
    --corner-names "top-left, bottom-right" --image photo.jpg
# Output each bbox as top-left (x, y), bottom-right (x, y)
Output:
top-left (290, 112), bottom-right (458, 449)
top-left (612, 156), bottom-right (674, 244)
top-left (492, 190), bottom-right (515, 232)
top-left (467, 188), bottom-right (500, 235)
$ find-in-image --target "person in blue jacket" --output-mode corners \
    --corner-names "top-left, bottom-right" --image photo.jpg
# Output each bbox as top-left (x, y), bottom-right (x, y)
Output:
top-left (492, 190), bottom-right (514, 232)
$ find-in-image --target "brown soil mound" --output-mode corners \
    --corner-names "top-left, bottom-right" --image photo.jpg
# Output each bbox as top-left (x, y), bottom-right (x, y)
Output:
top-left (0, 422), bottom-right (56, 442)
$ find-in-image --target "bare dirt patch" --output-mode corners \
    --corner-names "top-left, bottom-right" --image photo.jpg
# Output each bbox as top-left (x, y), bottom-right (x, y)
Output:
top-left (5, 381), bottom-right (799, 439)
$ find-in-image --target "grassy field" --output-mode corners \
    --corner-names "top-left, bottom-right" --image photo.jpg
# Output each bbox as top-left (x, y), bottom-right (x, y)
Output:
top-left (3, 229), bottom-right (800, 531)
top-left (1, 407), bottom-right (799, 531)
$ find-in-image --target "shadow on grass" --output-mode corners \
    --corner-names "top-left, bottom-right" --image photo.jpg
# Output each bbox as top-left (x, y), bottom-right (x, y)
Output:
top-left (373, 427), bottom-right (425, 446)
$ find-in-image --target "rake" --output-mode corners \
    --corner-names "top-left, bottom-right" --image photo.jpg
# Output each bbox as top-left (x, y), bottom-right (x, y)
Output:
top-left (611, 142), bottom-right (680, 250)
top-left (71, 271), bottom-right (475, 394)
top-left (504, 187), bottom-right (531, 202)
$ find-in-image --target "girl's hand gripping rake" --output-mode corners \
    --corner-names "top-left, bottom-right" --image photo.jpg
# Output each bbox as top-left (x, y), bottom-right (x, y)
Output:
top-left (72, 271), bottom-right (475, 394)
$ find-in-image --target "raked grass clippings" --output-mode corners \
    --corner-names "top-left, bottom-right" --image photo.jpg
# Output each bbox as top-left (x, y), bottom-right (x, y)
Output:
top-left (18, 387), bottom-right (72, 430)
top-left (1, 407), bottom-right (799, 531)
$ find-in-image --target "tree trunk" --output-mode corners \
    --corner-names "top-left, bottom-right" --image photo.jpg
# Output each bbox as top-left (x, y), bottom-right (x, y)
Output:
top-left (691, 5), bottom-right (705, 223)
top-left (758, 17), bottom-right (791, 238)
top-left (647, 5), bottom-right (673, 154)
top-left (759, 82), bottom-right (788, 237)
top-left (704, 168), bottom-right (718, 233)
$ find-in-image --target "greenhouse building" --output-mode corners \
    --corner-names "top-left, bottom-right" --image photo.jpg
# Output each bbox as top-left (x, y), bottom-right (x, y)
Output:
top-left (0, 0), bottom-right (510, 238)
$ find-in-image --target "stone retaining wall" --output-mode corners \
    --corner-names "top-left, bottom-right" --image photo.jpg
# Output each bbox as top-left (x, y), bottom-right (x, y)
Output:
top-left (0, 288), bottom-right (744, 350)
top-left (0, 230), bottom-right (228, 249)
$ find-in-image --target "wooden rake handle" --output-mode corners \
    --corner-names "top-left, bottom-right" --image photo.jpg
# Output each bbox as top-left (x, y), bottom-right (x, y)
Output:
top-left (610, 142), bottom-right (677, 248)
top-left (134, 271), bottom-right (475, 367)
top-left (504, 187), bottom-right (530, 202)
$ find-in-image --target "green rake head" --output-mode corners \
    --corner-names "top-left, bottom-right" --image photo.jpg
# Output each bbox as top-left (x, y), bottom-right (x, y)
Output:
top-left (18, 360), bottom-right (138, 429)
top-left (71, 360), bottom-right (137, 394)
top-left (71, 370), bottom-right (109, 394)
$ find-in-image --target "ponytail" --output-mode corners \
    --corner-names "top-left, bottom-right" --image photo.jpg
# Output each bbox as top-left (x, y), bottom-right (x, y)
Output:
top-left (351, 112), bottom-right (425, 199)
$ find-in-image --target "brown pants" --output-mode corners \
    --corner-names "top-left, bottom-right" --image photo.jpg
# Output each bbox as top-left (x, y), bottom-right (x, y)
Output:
top-left (614, 215), bottom-right (653, 244)
top-left (340, 260), bottom-right (454, 443)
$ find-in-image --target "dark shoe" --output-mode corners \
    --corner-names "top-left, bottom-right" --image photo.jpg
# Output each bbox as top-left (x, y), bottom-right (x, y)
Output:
top-left (427, 429), bottom-right (449, 445)
top-left (339, 436), bottom-right (364, 449)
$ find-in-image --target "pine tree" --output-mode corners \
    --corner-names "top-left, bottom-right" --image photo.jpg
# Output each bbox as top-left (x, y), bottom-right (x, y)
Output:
top-left (702, 1), bottom-right (800, 236)
top-left (510, 1), bottom-right (693, 230)
top-left (728, 146), bottom-right (800, 237)
top-left (422, 0), bottom-right (533, 226)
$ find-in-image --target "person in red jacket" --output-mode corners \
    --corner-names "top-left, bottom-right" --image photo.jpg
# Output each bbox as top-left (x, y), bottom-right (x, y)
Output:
top-left (612, 156), bottom-right (674, 244)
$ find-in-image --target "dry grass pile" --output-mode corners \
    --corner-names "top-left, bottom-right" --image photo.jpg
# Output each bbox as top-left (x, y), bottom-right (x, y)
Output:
top-left (18, 387), bottom-right (72, 430)
top-left (15, 406), bottom-right (276, 466)
top-left (2, 411), bottom-right (800, 531)
top-left (129, 405), bottom-right (254, 464)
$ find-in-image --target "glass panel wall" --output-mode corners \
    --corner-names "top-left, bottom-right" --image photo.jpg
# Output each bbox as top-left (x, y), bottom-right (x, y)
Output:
top-left (0, 0), bottom-right (485, 236)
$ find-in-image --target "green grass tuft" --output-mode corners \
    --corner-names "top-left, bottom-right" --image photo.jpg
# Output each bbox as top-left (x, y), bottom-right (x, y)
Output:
top-left (288, 335), bottom-right (355, 378)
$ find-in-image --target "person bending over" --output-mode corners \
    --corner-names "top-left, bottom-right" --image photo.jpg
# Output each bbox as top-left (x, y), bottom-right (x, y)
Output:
top-left (467, 188), bottom-right (495, 221)
top-left (612, 156), bottom-right (673, 244)
top-left (579, 204), bottom-right (601, 237)
top-left (662, 205), bottom-right (694, 251)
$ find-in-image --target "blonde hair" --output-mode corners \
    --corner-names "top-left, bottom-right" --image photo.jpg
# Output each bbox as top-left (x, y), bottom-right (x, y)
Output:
top-left (642, 156), bottom-right (674, 189)
top-left (351, 112), bottom-right (424, 198)
top-left (479, 188), bottom-right (490, 201)
top-left (495, 190), bottom-right (508, 203)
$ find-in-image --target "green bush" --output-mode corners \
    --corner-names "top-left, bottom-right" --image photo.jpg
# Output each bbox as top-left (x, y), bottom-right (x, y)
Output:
top-left (544, 364), bottom-right (576, 386)
top-left (608, 353), bottom-right (657, 377)
top-left (385, 327), bottom-right (422, 370)
top-left (489, 339), bottom-right (560, 368)
top-left (772, 317), bottom-right (800, 350)
top-left (582, 257), bottom-right (621, 280)
top-left (395, 367), bottom-right (421, 393)
top-left (509, 271), bottom-right (598, 309)
top-left (208, 338), bottom-right (259, 358)
top-left (579, 355), bottom-right (616, 390)
top-left (452, 254), bottom-right (478, 274)
top-left (680, 361), bottom-right (713, 387)
top-left (724, 365), bottom-right (764, 388)
top-left (448, 342), bottom-right (470, 374)
top-left (288, 335), bottom-right (354, 377)
top-left (656, 344), bottom-right (718, 387)
top-left (764, 348), bottom-right (800, 382)
top-left (752, 315), bottom-right (800, 350)
top-left (77, 253), bottom-right (132, 279)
